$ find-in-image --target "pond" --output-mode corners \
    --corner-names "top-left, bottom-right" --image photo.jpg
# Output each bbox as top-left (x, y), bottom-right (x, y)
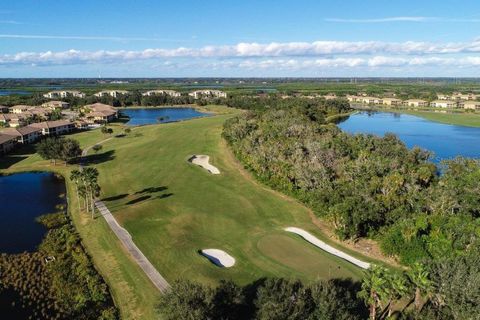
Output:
top-left (338, 111), bottom-right (480, 162)
top-left (0, 172), bottom-right (66, 253)
top-left (121, 107), bottom-right (209, 126)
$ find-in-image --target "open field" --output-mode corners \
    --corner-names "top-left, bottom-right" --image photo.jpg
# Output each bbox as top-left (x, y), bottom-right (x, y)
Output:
top-left (1, 105), bottom-right (384, 318)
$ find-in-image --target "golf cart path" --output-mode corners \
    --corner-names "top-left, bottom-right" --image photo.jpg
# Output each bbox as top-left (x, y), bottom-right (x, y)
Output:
top-left (82, 137), bottom-right (170, 293)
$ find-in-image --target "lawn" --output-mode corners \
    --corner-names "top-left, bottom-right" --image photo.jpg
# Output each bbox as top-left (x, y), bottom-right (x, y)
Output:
top-left (371, 108), bottom-right (480, 127)
top-left (1, 105), bottom-right (381, 318)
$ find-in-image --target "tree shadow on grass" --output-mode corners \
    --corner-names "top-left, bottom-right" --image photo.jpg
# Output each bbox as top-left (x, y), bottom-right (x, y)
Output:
top-left (82, 150), bottom-right (115, 165)
top-left (134, 186), bottom-right (168, 194)
top-left (102, 193), bottom-right (129, 201)
top-left (0, 144), bottom-right (36, 169)
top-left (125, 195), bottom-right (151, 205)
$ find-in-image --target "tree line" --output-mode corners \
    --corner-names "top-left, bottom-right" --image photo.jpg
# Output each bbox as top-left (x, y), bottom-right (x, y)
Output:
top-left (223, 101), bottom-right (480, 265)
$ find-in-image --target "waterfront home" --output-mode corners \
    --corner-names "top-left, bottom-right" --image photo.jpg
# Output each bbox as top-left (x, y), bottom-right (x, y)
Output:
top-left (382, 98), bottom-right (403, 106)
top-left (460, 101), bottom-right (480, 110)
top-left (346, 95), bottom-right (360, 102)
top-left (94, 90), bottom-right (129, 98)
top-left (42, 101), bottom-right (70, 110)
top-left (404, 99), bottom-right (428, 107)
top-left (43, 90), bottom-right (86, 99)
top-left (0, 126), bottom-right (42, 144)
top-left (82, 103), bottom-right (118, 123)
top-left (0, 134), bottom-right (16, 155)
top-left (29, 120), bottom-right (75, 136)
top-left (430, 100), bottom-right (457, 108)
top-left (142, 89), bottom-right (181, 97)
top-left (188, 89), bottom-right (227, 99)
top-left (360, 96), bottom-right (383, 105)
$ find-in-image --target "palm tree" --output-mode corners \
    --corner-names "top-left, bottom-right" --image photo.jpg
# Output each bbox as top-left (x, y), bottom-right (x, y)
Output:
top-left (384, 272), bottom-right (409, 318)
top-left (406, 263), bottom-right (433, 313)
top-left (78, 184), bottom-right (87, 211)
top-left (70, 170), bottom-right (82, 211)
top-left (360, 265), bottom-right (388, 320)
top-left (82, 167), bottom-right (99, 218)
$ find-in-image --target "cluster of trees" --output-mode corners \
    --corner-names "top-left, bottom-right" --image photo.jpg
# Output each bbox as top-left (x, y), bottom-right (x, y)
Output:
top-left (157, 278), bottom-right (367, 320)
top-left (37, 137), bottom-right (82, 165)
top-left (70, 168), bottom-right (100, 218)
top-left (223, 102), bottom-right (480, 265)
top-left (0, 212), bottom-right (118, 319)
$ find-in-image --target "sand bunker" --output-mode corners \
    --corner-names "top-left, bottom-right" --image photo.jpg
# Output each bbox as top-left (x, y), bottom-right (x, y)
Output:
top-left (200, 249), bottom-right (236, 267)
top-left (285, 227), bottom-right (371, 269)
top-left (189, 155), bottom-right (220, 174)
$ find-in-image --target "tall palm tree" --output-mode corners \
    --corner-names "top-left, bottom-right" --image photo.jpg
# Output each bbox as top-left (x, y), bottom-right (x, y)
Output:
top-left (384, 272), bottom-right (409, 318)
top-left (406, 263), bottom-right (433, 313)
top-left (360, 265), bottom-right (388, 320)
top-left (70, 170), bottom-right (82, 211)
top-left (82, 167), bottom-right (99, 218)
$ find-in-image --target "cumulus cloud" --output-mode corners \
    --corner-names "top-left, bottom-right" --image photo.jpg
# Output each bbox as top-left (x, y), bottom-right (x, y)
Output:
top-left (1, 39), bottom-right (480, 70)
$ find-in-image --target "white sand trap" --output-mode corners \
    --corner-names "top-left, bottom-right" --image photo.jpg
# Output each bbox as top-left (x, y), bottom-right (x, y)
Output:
top-left (189, 155), bottom-right (220, 174)
top-left (200, 249), bottom-right (236, 267)
top-left (285, 227), bottom-right (371, 269)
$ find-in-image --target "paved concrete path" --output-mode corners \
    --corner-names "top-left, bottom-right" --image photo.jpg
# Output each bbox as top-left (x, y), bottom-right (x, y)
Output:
top-left (81, 135), bottom-right (170, 293)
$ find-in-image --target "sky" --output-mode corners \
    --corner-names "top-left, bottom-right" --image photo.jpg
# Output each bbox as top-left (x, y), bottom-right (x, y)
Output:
top-left (1, 0), bottom-right (480, 77)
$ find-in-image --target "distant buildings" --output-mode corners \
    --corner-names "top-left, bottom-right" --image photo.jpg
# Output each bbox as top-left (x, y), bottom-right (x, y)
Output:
top-left (382, 98), bottom-right (402, 106)
top-left (438, 93), bottom-right (478, 101)
top-left (430, 100), bottom-right (457, 108)
top-left (29, 120), bottom-right (75, 136)
top-left (460, 101), bottom-right (480, 110)
top-left (94, 90), bottom-right (129, 98)
top-left (188, 89), bottom-right (227, 99)
top-left (43, 90), bottom-right (86, 99)
top-left (142, 89), bottom-right (181, 97)
top-left (404, 99), bottom-right (428, 108)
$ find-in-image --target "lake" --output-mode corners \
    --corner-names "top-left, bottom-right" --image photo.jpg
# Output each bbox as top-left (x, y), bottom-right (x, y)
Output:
top-left (0, 89), bottom-right (31, 96)
top-left (121, 107), bottom-right (209, 126)
top-left (338, 111), bottom-right (480, 162)
top-left (0, 172), bottom-right (66, 253)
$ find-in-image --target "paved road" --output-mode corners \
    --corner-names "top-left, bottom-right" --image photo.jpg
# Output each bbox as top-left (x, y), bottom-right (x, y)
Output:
top-left (81, 136), bottom-right (170, 293)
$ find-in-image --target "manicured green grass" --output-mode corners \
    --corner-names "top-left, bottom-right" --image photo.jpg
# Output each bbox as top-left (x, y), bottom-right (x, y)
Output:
top-left (83, 106), bottom-right (376, 287)
top-left (2, 105), bottom-right (382, 318)
top-left (370, 108), bottom-right (480, 127)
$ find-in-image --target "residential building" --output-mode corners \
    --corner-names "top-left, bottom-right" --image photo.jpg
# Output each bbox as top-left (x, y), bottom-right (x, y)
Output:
top-left (29, 120), bottom-right (75, 136)
top-left (42, 101), bottom-right (70, 109)
top-left (323, 93), bottom-right (337, 100)
top-left (0, 114), bottom-right (27, 127)
top-left (430, 100), bottom-right (457, 108)
top-left (1, 126), bottom-right (42, 144)
top-left (0, 134), bottom-right (16, 155)
top-left (382, 98), bottom-right (402, 106)
top-left (94, 90), bottom-right (129, 98)
top-left (82, 103), bottom-right (118, 123)
top-left (360, 96), bottom-right (383, 105)
top-left (437, 94), bottom-right (451, 100)
top-left (43, 90), bottom-right (86, 99)
top-left (0, 105), bottom-right (9, 113)
top-left (460, 101), bottom-right (480, 110)
top-left (142, 89), bottom-right (181, 97)
top-left (10, 105), bottom-right (34, 114)
top-left (452, 93), bottom-right (478, 101)
top-left (404, 99), bottom-right (428, 107)
top-left (188, 89), bottom-right (227, 99)
top-left (346, 95), bottom-right (360, 102)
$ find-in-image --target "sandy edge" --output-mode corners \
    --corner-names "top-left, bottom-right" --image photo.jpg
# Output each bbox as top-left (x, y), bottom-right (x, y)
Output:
top-left (200, 249), bottom-right (236, 267)
top-left (285, 227), bottom-right (371, 269)
top-left (189, 155), bottom-right (220, 174)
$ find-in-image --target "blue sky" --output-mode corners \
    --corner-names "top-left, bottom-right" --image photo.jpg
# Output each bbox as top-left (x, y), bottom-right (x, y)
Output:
top-left (1, 0), bottom-right (480, 77)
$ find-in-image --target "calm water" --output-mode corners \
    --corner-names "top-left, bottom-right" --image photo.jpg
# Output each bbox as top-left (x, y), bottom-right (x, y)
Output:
top-left (0, 89), bottom-right (31, 96)
top-left (0, 172), bottom-right (66, 253)
top-left (122, 107), bottom-right (208, 126)
top-left (338, 111), bottom-right (480, 162)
